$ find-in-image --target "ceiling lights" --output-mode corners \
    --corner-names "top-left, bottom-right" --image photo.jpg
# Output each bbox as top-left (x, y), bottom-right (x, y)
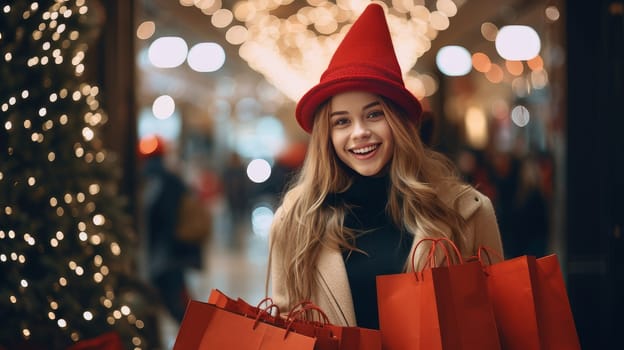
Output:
top-left (180, 0), bottom-right (462, 101)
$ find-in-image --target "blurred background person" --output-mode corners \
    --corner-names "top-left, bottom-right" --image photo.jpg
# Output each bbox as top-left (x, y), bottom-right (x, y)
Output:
top-left (222, 152), bottom-right (251, 249)
top-left (139, 135), bottom-right (205, 323)
top-left (507, 154), bottom-right (550, 258)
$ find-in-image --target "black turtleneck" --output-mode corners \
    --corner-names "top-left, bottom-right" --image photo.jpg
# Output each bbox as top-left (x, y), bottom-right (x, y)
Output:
top-left (331, 174), bottom-right (413, 330)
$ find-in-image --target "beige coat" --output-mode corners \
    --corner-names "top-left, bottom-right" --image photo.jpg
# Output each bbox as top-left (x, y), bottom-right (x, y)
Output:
top-left (268, 185), bottom-right (504, 327)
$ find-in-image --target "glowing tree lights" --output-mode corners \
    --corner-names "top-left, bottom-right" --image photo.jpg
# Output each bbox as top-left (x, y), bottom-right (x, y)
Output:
top-left (0, 1), bottom-right (153, 349)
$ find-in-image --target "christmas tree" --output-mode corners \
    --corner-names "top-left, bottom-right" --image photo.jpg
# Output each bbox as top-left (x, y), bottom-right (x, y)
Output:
top-left (1, 1), bottom-right (157, 348)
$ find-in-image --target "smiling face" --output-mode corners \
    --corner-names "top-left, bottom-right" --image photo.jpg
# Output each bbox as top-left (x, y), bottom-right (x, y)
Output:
top-left (329, 91), bottom-right (394, 177)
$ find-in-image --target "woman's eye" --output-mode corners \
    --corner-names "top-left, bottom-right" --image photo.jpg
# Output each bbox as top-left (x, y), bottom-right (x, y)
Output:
top-left (366, 110), bottom-right (384, 119)
top-left (332, 118), bottom-right (349, 126)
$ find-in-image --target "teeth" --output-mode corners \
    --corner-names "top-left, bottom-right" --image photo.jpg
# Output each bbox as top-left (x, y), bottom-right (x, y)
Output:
top-left (352, 145), bottom-right (378, 154)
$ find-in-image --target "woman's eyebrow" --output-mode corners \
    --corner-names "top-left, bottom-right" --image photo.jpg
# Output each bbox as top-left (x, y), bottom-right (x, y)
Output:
top-left (329, 110), bottom-right (348, 117)
top-left (330, 101), bottom-right (381, 117)
top-left (362, 101), bottom-right (380, 110)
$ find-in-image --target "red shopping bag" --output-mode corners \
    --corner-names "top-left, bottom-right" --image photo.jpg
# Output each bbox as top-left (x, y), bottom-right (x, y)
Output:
top-left (479, 248), bottom-right (581, 350)
top-left (377, 238), bottom-right (501, 350)
top-left (208, 288), bottom-right (282, 325)
top-left (204, 290), bottom-right (380, 350)
top-left (533, 254), bottom-right (581, 349)
top-left (285, 302), bottom-right (340, 350)
top-left (173, 300), bottom-right (316, 350)
top-left (286, 301), bottom-right (381, 350)
top-left (326, 325), bottom-right (382, 350)
top-left (208, 288), bottom-right (245, 311)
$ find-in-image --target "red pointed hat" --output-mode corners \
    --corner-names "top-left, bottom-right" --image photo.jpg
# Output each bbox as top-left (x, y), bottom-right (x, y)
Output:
top-left (295, 3), bottom-right (423, 133)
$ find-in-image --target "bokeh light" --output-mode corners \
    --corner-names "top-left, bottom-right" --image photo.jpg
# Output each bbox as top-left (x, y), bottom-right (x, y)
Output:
top-left (545, 6), bottom-right (561, 22)
top-left (495, 25), bottom-right (541, 60)
top-left (152, 95), bottom-right (175, 120)
top-left (187, 42), bottom-right (226, 72)
top-left (251, 205), bottom-right (274, 238)
top-left (480, 22), bottom-right (498, 41)
top-left (436, 45), bottom-right (472, 76)
top-left (505, 60), bottom-right (524, 76)
top-left (136, 21), bottom-right (155, 40)
top-left (511, 105), bottom-right (530, 127)
top-left (485, 64), bottom-right (504, 83)
top-left (464, 107), bottom-right (488, 149)
top-left (472, 52), bottom-right (492, 73)
top-left (246, 159), bottom-right (271, 183)
top-left (148, 36), bottom-right (188, 68)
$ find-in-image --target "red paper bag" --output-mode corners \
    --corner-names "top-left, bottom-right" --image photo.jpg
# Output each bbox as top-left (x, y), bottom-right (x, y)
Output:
top-left (173, 300), bottom-right (316, 350)
top-left (480, 254), bottom-right (541, 349)
top-left (376, 238), bottom-right (501, 350)
top-left (286, 301), bottom-right (381, 350)
top-left (533, 254), bottom-right (581, 349)
top-left (285, 302), bottom-right (340, 350)
top-left (207, 288), bottom-right (242, 311)
top-left (326, 325), bottom-right (382, 350)
top-left (479, 250), bottom-right (581, 350)
top-left (208, 289), bottom-right (285, 327)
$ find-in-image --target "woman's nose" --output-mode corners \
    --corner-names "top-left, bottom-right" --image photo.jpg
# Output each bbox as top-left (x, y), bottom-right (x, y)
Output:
top-left (352, 121), bottom-right (371, 139)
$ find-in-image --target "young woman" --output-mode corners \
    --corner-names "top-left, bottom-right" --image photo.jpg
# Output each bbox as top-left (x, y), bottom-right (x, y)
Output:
top-left (268, 3), bottom-right (504, 330)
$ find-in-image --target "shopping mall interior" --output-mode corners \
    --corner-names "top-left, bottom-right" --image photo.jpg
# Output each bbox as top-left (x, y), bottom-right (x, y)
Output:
top-left (1, 0), bottom-right (622, 349)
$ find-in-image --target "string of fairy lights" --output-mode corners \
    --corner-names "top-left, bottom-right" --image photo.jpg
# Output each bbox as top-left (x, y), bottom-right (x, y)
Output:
top-left (173, 0), bottom-right (460, 101)
top-left (171, 0), bottom-right (559, 103)
top-left (1, 1), bottom-right (147, 348)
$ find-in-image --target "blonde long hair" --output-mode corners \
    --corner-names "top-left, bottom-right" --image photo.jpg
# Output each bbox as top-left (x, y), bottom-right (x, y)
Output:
top-left (271, 96), bottom-right (468, 306)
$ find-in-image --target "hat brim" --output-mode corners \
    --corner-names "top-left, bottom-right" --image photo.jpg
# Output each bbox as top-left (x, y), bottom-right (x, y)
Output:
top-left (295, 76), bottom-right (423, 133)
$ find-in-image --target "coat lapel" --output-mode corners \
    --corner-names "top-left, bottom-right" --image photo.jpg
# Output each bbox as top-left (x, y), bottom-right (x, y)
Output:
top-left (316, 243), bottom-right (357, 326)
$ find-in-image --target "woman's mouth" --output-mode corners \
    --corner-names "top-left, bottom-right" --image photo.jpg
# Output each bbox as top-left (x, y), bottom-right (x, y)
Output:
top-left (350, 144), bottom-right (380, 158)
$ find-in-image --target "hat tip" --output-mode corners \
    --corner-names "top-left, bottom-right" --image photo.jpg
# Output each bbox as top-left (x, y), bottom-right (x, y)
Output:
top-left (364, 2), bottom-right (385, 13)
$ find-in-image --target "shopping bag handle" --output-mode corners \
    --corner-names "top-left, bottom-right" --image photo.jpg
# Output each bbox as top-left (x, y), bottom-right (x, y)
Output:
top-left (412, 238), bottom-right (440, 273)
top-left (252, 302), bottom-right (281, 329)
top-left (285, 301), bottom-right (314, 321)
top-left (286, 301), bottom-right (331, 324)
top-left (411, 237), bottom-right (463, 274)
top-left (476, 245), bottom-right (504, 266)
top-left (434, 237), bottom-right (464, 264)
top-left (256, 296), bottom-right (278, 314)
top-left (284, 302), bottom-right (332, 339)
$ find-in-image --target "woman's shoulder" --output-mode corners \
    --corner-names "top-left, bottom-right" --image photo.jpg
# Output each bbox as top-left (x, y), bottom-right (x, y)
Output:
top-left (273, 185), bottom-right (304, 221)
top-left (281, 185), bottom-right (304, 209)
top-left (436, 182), bottom-right (493, 220)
